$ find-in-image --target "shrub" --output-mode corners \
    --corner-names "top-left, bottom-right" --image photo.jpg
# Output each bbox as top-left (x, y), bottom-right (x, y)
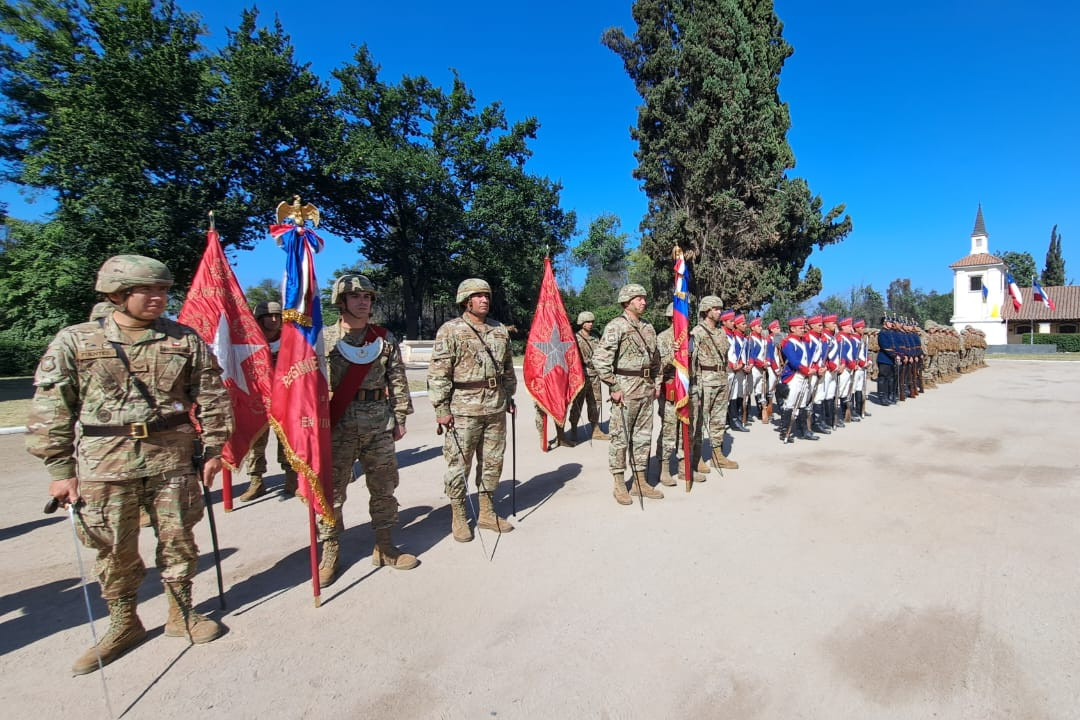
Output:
top-left (1019, 334), bottom-right (1080, 352)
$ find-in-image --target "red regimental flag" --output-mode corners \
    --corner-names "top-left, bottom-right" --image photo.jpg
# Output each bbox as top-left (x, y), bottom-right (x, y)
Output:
top-left (179, 229), bottom-right (272, 468)
top-left (524, 257), bottom-right (585, 424)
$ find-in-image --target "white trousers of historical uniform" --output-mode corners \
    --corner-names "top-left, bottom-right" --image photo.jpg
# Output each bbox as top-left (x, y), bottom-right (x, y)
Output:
top-left (854, 367), bottom-right (866, 392)
top-left (751, 367), bottom-right (766, 402)
top-left (727, 370), bottom-right (741, 400)
top-left (765, 367), bottom-right (777, 403)
top-left (782, 374), bottom-right (806, 411)
top-left (812, 371), bottom-right (825, 403)
top-left (822, 369), bottom-right (838, 400)
top-left (837, 368), bottom-right (853, 399)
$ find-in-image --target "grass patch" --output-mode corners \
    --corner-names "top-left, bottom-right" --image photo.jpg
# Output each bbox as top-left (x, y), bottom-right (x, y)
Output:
top-left (0, 376), bottom-right (33, 427)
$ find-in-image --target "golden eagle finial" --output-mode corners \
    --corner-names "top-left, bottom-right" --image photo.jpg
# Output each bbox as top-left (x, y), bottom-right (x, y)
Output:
top-left (276, 195), bottom-right (320, 228)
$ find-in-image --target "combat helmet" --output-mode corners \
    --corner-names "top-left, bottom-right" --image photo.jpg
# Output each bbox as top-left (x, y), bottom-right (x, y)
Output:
top-left (254, 301), bottom-right (283, 318)
top-left (332, 274), bottom-right (377, 304)
top-left (576, 311), bottom-right (595, 325)
top-left (617, 283), bottom-right (647, 304)
top-left (698, 295), bottom-right (723, 315)
top-left (456, 278), bottom-right (492, 305)
top-left (95, 255), bottom-right (173, 294)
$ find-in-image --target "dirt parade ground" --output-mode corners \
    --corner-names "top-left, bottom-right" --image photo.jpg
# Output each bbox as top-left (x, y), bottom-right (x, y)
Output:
top-left (2, 360), bottom-right (1079, 719)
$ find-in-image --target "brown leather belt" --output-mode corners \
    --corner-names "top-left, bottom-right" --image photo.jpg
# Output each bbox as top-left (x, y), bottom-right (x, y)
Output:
top-left (355, 389), bottom-right (385, 402)
top-left (453, 377), bottom-right (499, 390)
top-left (82, 413), bottom-right (190, 439)
top-left (698, 364), bottom-right (720, 371)
top-left (615, 367), bottom-right (652, 378)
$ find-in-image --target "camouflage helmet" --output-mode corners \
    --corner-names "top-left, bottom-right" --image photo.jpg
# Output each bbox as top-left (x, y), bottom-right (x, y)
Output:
top-left (699, 295), bottom-right (723, 315)
top-left (456, 278), bottom-right (492, 304)
top-left (664, 302), bottom-right (674, 318)
top-left (617, 283), bottom-right (647, 304)
top-left (332, 273), bottom-right (376, 305)
top-left (576, 311), bottom-right (595, 324)
top-left (95, 255), bottom-right (173, 294)
top-left (254, 300), bottom-right (283, 318)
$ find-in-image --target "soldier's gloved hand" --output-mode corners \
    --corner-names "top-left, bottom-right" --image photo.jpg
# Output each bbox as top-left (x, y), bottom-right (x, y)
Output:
top-left (610, 390), bottom-right (624, 405)
top-left (201, 456), bottom-right (223, 489)
top-left (436, 414), bottom-right (455, 430)
top-left (49, 477), bottom-right (80, 506)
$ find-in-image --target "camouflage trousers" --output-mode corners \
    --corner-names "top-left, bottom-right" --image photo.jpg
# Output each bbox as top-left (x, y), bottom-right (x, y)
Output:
top-left (569, 374), bottom-right (602, 429)
top-left (691, 383), bottom-right (729, 462)
top-left (443, 412), bottom-right (506, 499)
top-left (74, 471), bottom-right (203, 600)
top-left (608, 396), bottom-right (653, 472)
top-left (655, 392), bottom-right (681, 459)
top-left (319, 404), bottom-right (401, 540)
top-left (244, 426), bottom-right (288, 477)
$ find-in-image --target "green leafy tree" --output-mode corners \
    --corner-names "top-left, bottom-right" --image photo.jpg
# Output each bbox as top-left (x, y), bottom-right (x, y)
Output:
top-left (602, 0), bottom-right (851, 310)
top-left (1042, 225), bottom-right (1066, 286)
top-left (244, 278), bottom-right (281, 309)
top-left (572, 214), bottom-right (629, 298)
top-left (1000, 250), bottom-right (1037, 287)
top-left (886, 278), bottom-right (920, 321)
top-left (921, 290), bottom-right (953, 325)
top-left (849, 284), bottom-right (886, 325)
top-left (322, 48), bottom-right (574, 338)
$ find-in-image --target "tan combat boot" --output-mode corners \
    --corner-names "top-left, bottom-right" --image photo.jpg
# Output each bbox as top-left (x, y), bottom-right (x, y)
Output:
top-left (449, 499), bottom-right (474, 542)
top-left (696, 457), bottom-right (712, 474)
top-left (658, 461), bottom-right (677, 487)
top-left (629, 471), bottom-right (664, 499)
top-left (317, 539), bottom-right (340, 587)
top-left (612, 473), bottom-right (632, 505)
top-left (139, 507), bottom-right (152, 527)
top-left (282, 470), bottom-right (298, 498)
top-left (372, 528), bottom-right (419, 569)
top-left (677, 470), bottom-right (708, 484)
top-left (164, 582), bottom-right (222, 644)
top-left (238, 475), bottom-right (266, 502)
top-left (71, 595), bottom-right (146, 675)
top-left (591, 424), bottom-right (610, 440)
top-left (712, 449), bottom-right (739, 470)
top-left (477, 492), bottom-right (514, 533)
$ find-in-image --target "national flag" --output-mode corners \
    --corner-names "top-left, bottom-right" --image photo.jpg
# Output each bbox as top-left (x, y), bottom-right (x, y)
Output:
top-left (1006, 272), bottom-right (1023, 312)
top-left (981, 284), bottom-right (988, 302)
top-left (178, 228), bottom-right (272, 469)
top-left (268, 221), bottom-right (334, 521)
top-left (524, 257), bottom-right (585, 426)
top-left (672, 250), bottom-right (691, 425)
top-left (1032, 280), bottom-right (1056, 311)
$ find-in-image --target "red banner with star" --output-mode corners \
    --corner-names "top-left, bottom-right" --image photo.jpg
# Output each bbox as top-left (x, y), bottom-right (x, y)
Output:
top-left (179, 229), bottom-right (272, 468)
top-left (524, 257), bottom-right (585, 424)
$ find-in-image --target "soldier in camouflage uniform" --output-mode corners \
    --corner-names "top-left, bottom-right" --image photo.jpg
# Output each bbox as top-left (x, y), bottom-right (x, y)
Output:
top-left (27, 255), bottom-right (233, 675)
top-left (534, 401), bottom-right (576, 450)
top-left (654, 303), bottom-right (679, 487)
top-left (691, 296), bottom-right (740, 472)
top-left (317, 275), bottom-right (417, 585)
top-left (593, 283), bottom-right (663, 504)
top-left (568, 311), bottom-right (608, 441)
top-left (238, 300), bottom-right (298, 501)
top-left (428, 278), bottom-right (517, 541)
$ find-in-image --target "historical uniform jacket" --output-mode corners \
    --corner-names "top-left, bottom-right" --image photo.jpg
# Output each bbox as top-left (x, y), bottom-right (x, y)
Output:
top-left (691, 322), bottom-right (729, 389)
top-left (26, 316), bottom-right (233, 482)
top-left (779, 335), bottom-right (811, 383)
top-left (428, 315), bottom-right (516, 417)
top-left (593, 312), bottom-right (661, 400)
top-left (323, 320), bottom-right (413, 429)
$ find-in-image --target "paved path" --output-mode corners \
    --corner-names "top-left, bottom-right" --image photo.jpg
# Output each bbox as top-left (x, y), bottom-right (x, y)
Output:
top-left (1, 361), bottom-right (1077, 719)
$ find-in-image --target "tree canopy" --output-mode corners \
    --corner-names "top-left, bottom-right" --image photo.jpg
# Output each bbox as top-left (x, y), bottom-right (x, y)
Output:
top-left (1000, 250), bottom-right (1037, 286)
top-left (602, 0), bottom-right (851, 310)
top-left (1042, 225), bottom-right (1066, 286)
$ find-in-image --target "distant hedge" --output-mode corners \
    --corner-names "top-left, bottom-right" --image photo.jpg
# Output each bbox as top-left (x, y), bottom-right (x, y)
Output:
top-left (1019, 333), bottom-right (1080, 352)
top-left (0, 337), bottom-right (48, 376)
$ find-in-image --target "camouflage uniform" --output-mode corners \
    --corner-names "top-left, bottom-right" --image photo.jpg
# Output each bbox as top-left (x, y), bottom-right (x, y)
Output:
top-left (321, 319), bottom-right (413, 539)
top-left (690, 301), bottom-right (738, 470)
top-left (240, 301), bottom-right (294, 499)
top-left (26, 255), bottom-right (233, 673)
top-left (568, 316), bottom-right (605, 438)
top-left (428, 311), bottom-right (516, 498)
top-left (593, 306), bottom-right (661, 479)
top-left (655, 323), bottom-right (679, 464)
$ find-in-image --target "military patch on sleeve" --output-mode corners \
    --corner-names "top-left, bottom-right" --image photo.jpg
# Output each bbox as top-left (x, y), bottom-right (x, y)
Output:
top-left (434, 341), bottom-right (444, 352)
top-left (40, 356), bottom-right (56, 372)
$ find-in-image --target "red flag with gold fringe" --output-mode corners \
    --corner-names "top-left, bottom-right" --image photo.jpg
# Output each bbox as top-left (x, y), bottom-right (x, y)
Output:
top-left (524, 257), bottom-right (585, 428)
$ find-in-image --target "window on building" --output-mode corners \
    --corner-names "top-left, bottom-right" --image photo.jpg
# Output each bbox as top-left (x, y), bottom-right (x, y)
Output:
top-left (1015, 324), bottom-right (1032, 334)
top-left (969, 275), bottom-right (983, 292)
top-left (1060, 324), bottom-right (1078, 334)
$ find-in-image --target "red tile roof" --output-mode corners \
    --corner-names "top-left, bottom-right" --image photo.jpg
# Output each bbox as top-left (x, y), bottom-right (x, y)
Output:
top-left (949, 252), bottom-right (1004, 268)
top-left (1002, 285), bottom-right (1080, 321)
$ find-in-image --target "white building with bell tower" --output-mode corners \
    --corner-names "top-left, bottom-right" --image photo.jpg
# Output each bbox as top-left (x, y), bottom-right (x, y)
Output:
top-left (949, 205), bottom-right (1007, 344)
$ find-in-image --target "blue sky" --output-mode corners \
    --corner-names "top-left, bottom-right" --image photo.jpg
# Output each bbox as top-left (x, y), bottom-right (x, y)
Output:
top-left (3, 0), bottom-right (1078, 304)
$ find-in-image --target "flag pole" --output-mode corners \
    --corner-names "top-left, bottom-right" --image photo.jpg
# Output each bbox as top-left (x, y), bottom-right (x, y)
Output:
top-left (308, 494), bottom-right (321, 607)
top-left (1030, 272), bottom-right (1035, 345)
top-left (206, 210), bottom-right (236, 512)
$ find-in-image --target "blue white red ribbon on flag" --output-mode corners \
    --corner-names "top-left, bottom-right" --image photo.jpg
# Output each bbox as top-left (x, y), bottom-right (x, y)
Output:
top-left (1032, 279), bottom-right (1056, 311)
top-left (672, 249), bottom-right (691, 425)
top-left (268, 223), bottom-right (334, 522)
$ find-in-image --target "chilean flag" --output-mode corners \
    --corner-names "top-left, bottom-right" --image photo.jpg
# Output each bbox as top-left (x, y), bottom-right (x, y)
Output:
top-left (1032, 280), bottom-right (1057, 311)
top-left (672, 250), bottom-right (691, 426)
top-left (268, 222), bottom-right (334, 521)
top-left (1006, 272), bottom-right (1024, 312)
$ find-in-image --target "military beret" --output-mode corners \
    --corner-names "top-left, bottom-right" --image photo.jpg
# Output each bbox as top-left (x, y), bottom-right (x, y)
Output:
top-left (789, 316), bottom-right (806, 327)
top-left (749, 317), bottom-right (762, 328)
top-left (808, 315), bottom-right (823, 325)
top-left (824, 314), bottom-right (838, 323)
top-left (854, 319), bottom-right (866, 329)
top-left (734, 313), bottom-right (746, 324)
top-left (720, 310), bottom-right (735, 321)
top-left (839, 316), bottom-right (853, 327)
top-left (767, 320), bottom-right (781, 332)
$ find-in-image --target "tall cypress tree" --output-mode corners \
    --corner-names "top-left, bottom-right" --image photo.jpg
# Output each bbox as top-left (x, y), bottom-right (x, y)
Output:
top-left (1042, 225), bottom-right (1066, 286)
top-left (602, 0), bottom-right (851, 308)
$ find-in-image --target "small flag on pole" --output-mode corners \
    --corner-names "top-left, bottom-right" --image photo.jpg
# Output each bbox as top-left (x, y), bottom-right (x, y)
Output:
top-left (1005, 272), bottom-right (1024, 312)
top-left (981, 284), bottom-right (988, 302)
top-left (1032, 280), bottom-right (1056, 311)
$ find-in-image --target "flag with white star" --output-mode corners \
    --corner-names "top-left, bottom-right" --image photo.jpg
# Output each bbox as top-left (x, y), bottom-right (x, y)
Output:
top-left (524, 257), bottom-right (585, 425)
top-left (179, 228), bottom-right (273, 469)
